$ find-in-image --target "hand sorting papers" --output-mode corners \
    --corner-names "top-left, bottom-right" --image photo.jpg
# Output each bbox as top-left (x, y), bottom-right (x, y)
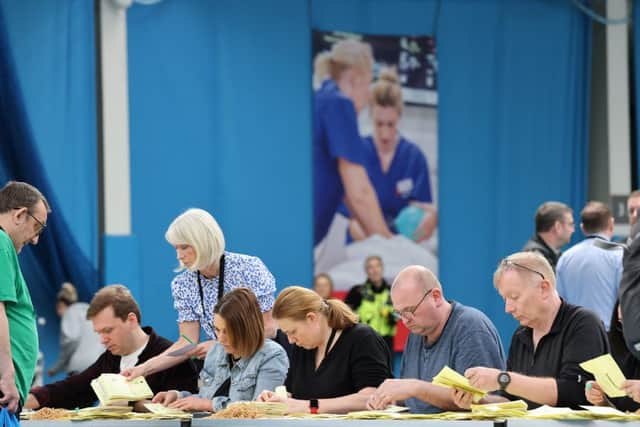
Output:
top-left (579, 354), bottom-right (627, 398)
top-left (432, 366), bottom-right (487, 402)
top-left (90, 373), bottom-right (153, 406)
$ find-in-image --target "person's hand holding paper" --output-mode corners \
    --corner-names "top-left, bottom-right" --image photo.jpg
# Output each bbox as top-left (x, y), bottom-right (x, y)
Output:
top-left (579, 354), bottom-right (626, 398)
top-left (621, 379), bottom-right (640, 403)
top-left (433, 366), bottom-right (487, 401)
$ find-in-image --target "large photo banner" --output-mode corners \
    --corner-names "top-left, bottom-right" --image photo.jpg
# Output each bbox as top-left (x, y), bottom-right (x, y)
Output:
top-left (313, 30), bottom-right (439, 292)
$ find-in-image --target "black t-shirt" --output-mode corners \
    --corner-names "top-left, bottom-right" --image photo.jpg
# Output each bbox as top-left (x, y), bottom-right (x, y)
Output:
top-left (285, 323), bottom-right (392, 399)
top-left (504, 300), bottom-right (608, 409)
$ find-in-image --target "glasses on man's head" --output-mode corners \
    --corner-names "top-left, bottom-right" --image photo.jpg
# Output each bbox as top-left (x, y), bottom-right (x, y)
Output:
top-left (500, 258), bottom-right (544, 281)
top-left (14, 207), bottom-right (47, 235)
top-left (392, 288), bottom-right (434, 320)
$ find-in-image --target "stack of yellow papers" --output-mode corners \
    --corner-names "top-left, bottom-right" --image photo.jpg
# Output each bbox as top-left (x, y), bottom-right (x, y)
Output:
top-left (470, 400), bottom-right (528, 418)
top-left (138, 403), bottom-right (192, 419)
top-left (579, 354), bottom-right (627, 398)
top-left (90, 373), bottom-right (153, 406)
top-left (345, 406), bottom-right (409, 419)
top-left (432, 366), bottom-right (487, 402)
top-left (581, 405), bottom-right (637, 420)
top-left (525, 405), bottom-right (589, 420)
top-left (72, 405), bottom-right (134, 420)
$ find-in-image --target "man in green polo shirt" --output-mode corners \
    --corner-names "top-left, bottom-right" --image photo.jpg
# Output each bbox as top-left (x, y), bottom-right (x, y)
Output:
top-left (0, 181), bottom-right (49, 414)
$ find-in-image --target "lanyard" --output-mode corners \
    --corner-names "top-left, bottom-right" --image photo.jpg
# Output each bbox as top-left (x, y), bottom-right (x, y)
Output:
top-left (196, 254), bottom-right (226, 318)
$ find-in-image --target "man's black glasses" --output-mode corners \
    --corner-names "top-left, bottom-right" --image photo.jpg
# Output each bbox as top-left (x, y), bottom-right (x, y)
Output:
top-left (500, 258), bottom-right (545, 280)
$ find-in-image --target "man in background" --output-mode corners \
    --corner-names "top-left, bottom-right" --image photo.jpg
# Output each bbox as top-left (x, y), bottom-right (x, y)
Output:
top-left (627, 191), bottom-right (640, 234)
top-left (522, 201), bottom-right (575, 270)
top-left (344, 255), bottom-right (396, 352)
top-left (556, 201), bottom-right (622, 330)
top-left (0, 181), bottom-right (49, 414)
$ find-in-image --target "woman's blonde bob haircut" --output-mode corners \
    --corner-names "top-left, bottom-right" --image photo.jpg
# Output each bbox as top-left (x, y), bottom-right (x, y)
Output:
top-left (165, 208), bottom-right (225, 272)
top-left (273, 286), bottom-right (358, 330)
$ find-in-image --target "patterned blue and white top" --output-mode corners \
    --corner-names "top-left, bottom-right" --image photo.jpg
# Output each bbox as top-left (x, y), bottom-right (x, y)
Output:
top-left (170, 251), bottom-right (276, 340)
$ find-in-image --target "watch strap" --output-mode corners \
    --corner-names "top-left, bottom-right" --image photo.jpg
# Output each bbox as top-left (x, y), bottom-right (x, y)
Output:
top-left (309, 399), bottom-right (319, 414)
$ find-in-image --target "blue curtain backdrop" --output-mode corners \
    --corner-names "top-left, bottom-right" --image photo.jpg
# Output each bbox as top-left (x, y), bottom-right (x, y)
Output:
top-left (126, 0), bottom-right (312, 337)
top-left (125, 0), bottom-right (590, 346)
top-left (1, 0), bottom-right (589, 354)
top-left (0, 0), bottom-right (99, 379)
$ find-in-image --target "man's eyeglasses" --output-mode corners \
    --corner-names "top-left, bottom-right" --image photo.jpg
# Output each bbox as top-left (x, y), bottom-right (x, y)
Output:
top-left (500, 258), bottom-right (544, 280)
top-left (393, 288), bottom-right (434, 320)
top-left (14, 208), bottom-right (47, 235)
top-left (27, 212), bottom-right (47, 234)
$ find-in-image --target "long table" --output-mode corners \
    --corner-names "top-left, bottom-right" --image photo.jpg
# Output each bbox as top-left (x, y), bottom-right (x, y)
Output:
top-left (21, 421), bottom-right (494, 427)
top-left (508, 421), bottom-right (636, 427)
top-left (192, 419), bottom-right (496, 427)
top-left (22, 421), bottom-right (188, 427)
top-left (21, 419), bottom-right (640, 427)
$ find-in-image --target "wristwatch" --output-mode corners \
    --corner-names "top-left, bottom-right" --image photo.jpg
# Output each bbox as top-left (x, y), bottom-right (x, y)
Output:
top-left (309, 399), bottom-right (319, 414)
top-left (497, 371), bottom-right (511, 391)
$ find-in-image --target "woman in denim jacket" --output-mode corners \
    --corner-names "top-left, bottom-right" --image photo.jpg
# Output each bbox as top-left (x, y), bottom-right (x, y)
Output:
top-left (152, 288), bottom-right (288, 412)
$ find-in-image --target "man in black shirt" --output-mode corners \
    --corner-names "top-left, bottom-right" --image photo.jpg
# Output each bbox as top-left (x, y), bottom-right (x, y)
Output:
top-left (453, 251), bottom-right (608, 409)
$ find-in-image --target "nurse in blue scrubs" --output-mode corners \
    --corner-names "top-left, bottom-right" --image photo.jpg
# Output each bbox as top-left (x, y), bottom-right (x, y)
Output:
top-left (313, 39), bottom-right (392, 247)
top-left (346, 68), bottom-right (437, 242)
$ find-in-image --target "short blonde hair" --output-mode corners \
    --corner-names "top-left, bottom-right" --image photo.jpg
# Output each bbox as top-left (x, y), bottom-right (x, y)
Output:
top-left (165, 208), bottom-right (225, 272)
top-left (273, 286), bottom-right (358, 329)
top-left (313, 38), bottom-right (373, 85)
top-left (493, 251), bottom-right (555, 289)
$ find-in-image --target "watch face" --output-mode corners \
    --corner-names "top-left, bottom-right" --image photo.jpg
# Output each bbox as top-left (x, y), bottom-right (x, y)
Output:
top-left (498, 372), bottom-right (510, 387)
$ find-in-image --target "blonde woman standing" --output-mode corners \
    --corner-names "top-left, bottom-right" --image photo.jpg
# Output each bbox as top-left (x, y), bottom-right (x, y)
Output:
top-left (123, 208), bottom-right (278, 380)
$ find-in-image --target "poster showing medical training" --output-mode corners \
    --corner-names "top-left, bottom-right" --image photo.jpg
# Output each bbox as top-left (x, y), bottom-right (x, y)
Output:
top-left (312, 30), bottom-right (439, 291)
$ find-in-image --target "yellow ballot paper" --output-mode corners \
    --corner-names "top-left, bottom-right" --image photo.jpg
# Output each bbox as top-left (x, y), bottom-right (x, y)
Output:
top-left (579, 354), bottom-right (626, 398)
top-left (432, 366), bottom-right (487, 402)
top-left (470, 399), bottom-right (528, 418)
top-left (143, 403), bottom-right (191, 419)
top-left (581, 405), bottom-right (629, 419)
top-left (90, 373), bottom-right (153, 406)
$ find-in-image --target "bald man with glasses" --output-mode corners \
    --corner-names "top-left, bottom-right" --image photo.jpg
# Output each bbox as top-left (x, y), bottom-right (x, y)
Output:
top-left (367, 265), bottom-right (505, 413)
top-left (454, 251), bottom-right (608, 410)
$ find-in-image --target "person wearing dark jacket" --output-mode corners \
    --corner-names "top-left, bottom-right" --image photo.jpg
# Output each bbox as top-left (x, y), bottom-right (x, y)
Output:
top-left (522, 201), bottom-right (574, 270)
top-left (584, 302), bottom-right (640, 412)
top-left (25, 285), bottom-right (198, 410)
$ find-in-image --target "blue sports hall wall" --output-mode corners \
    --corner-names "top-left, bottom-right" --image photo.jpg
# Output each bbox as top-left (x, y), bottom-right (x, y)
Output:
top-left (2, 0), bottom-right (590, 366)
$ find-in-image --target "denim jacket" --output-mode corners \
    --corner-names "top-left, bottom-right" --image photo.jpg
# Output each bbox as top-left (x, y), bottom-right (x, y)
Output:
top-left (182, 339), bottom-right (288, 411)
